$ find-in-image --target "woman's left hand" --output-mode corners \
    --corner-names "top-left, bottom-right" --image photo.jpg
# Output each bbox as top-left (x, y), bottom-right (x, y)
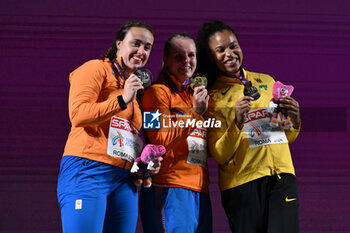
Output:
top-left (148, 157), bottom-right (163, 175)
top-left (279, 96), bottom-right (301, 128)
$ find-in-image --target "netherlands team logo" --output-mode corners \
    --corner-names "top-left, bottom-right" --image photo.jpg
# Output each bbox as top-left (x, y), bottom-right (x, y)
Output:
top-left (143, 110), bottom-right (161, 129)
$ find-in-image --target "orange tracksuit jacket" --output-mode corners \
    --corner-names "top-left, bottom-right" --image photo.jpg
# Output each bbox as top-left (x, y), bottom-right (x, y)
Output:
top-left (63, 58), bottom-right (142, 169)
top-left (141, 73), bottom-right (209, 193)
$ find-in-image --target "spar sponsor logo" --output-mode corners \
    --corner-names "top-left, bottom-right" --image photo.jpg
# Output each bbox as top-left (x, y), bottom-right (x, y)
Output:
top-left (109, 116), bottom-right (142, 161)
top-left (245, 108), bottom-right (274, 139)
top-left (190, 128), bottom-right (207, 139)
top-left (245, 108), bottom-right (270, 124)
top-left (110, 117), bottom-right (138, 134)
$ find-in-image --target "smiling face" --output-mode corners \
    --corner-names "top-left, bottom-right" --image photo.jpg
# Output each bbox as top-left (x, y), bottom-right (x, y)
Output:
top-left (208, 29), bottom-right (243, 76)
top-left (116, 27), bottom-right (154, 73)
top-left (163, 38), bottom-right (197, 83)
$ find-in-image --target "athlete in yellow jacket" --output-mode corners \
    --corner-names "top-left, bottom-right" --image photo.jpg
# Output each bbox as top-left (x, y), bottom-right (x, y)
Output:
top-left (207, 69), bottom-right (300, 191)
top-left (196, 20), bottom-right (301, 233)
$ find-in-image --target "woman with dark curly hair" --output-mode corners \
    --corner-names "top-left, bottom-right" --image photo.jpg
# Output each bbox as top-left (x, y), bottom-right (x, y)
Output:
top-left (196, 20), bottom-right (301, 233)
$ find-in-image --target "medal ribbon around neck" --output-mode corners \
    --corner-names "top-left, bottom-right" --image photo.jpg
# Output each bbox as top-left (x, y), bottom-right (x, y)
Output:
top-left (112, 57), bottom-right (127, 80)
top-left (163, 72), bottom-right (190, 94)
top-left (226, 69), bottom-right (260, 100)
top-left (113, 57), bottom-right (153, 88)
top-left (225, 69), bottom-right (249, 85)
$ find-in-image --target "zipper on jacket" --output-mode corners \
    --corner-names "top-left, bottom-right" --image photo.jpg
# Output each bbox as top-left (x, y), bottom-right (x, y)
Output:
top-left (274, 169), bottom-right (281, 179)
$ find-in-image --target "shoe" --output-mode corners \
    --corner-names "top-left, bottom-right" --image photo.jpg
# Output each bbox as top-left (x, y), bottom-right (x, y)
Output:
top-left (270, 118), bottom-right (279, 128)
top-left (143, 179), bottom-right (152, 188)
top-left (282, 120), bottom-right (293, 130)
top-left (134, 179), bottom-right (143, 186)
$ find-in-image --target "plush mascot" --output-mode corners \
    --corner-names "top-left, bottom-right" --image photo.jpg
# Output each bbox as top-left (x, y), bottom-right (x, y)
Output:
top-left (270, 81), bottom-right (294, 129)
top-left (131, 144), bottom-right (166, 188)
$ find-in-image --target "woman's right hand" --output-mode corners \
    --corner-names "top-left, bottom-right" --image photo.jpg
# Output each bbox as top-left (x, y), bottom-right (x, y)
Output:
top-left (148, 156), bottom-right (163, 175)
top-left (122, 74), bottom-right (144, 105)
top-left (235, 96), bottom-right (253, 129)
top-left (193, 86), bottom-right (209, 115)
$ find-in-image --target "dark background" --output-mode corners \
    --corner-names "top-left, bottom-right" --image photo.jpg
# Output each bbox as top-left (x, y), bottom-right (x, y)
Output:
top-left (1, 0), bottom-right (350, 232)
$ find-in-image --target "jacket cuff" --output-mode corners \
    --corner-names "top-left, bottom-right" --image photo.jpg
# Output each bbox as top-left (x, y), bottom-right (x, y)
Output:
top-left (117, 95), bottom-right (127, 110)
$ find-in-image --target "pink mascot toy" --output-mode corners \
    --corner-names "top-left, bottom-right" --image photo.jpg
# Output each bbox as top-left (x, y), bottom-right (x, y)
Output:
top-left (131, 144), bottom-right (166, 188)
top-left (270, 81), bottom-right (294, 129)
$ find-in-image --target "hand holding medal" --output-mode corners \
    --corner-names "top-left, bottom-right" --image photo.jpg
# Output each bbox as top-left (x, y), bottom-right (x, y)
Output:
top-left (190, 73), bottom-right (209, 115)
top-left (243, 81), bottom-right (260, 100)
top-left (190, 73), bottom-right (208, 90)
top-left (134, 67), bottom-right (153, 88)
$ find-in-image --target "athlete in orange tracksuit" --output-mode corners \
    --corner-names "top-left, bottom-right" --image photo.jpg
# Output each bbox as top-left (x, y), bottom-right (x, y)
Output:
top-left (57, 21), bottom-right (159, 233)
top-left (62, 56), bottom-right (143, 169)
top-left (139, 33), bottom-right (213, 233)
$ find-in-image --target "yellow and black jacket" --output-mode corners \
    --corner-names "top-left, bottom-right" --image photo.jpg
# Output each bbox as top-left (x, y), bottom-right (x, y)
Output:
top-left (206, 69), bottom-right (300, 191)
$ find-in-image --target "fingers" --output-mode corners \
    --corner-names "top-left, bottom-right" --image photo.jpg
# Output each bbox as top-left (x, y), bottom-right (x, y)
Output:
top-left (148, 157), bottom-right (163, 175)
top-left (280, 96), bottom-right (299, 108)
top-left (280, 96), bottom-right (300, 114)
top-left (193, 86), bottom-right (208, 99)
top-left (239, 96), bottom-right (254, 102)
top-left (125, 74), bottom-right (144, 90)
top-left (238, 104), bottom-right (250, 113)
top-left (195, 90), bottom-right (208, 101)
top-left (126, 74), bottom-right (143, 85)
top-left (193, 87), bottom-right (208, 104)
top-left (193, 86), bottom-right (206, 95)
top-left (280, 96), bottom-right (301, 126)
top-left (153, 156), bottom-right (163, 167)
top-left (236, 96), bottom-right (253, 112)
top-left (149, 167), bottom-right (159, 175)
top-left (204, 94), bottom-right (209, 104)
top-left (129, 84), bottom-right (144, 92)
top-left (193, 86), bottom-right (209, 115)
top-left (234, 96), bottom-right (253, 128)
top-left (122, 74), bottom-right (144, 104)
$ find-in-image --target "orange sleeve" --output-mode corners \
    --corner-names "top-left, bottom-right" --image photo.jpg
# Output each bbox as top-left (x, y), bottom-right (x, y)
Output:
top-left (68, 60), bottom-right (123, 127)
top-left (141, 84), bottom-right (204, 150)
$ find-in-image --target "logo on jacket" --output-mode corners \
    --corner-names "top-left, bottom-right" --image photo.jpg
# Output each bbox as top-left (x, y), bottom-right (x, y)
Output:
top-left (221, 87), bottom-right (231, 95)
top-left (143, 110), bottom-right (161, 129)
top-left (190, 141), bottom-right (200, 154)
top-left (112, 131), bottom-right (124, 147)
top-left (259, 85), bottom-right (267, 90)
top-left (249, 124), bottom-right (262, 137)
top-left (285, 197), bottom-right (297, 202)
top-left (254, 78), bottom-right (263, 83)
